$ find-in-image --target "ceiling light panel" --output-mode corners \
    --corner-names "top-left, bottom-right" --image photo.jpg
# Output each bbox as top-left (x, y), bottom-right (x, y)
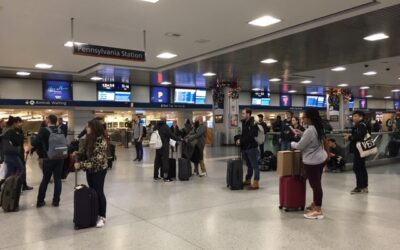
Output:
top-left (248, 15), bottom-right (281, 27)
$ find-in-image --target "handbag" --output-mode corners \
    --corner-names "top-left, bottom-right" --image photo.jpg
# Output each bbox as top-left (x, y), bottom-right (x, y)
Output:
top-left (356, 133), bottom-right (378, 158)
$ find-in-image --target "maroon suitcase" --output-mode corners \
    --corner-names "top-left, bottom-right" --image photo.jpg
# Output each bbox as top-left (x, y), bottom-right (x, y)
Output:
top-left (279, 175), bottom-right (306, 212)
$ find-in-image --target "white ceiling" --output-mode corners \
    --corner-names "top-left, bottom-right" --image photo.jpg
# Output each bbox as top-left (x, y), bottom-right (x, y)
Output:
top-left (1, 0), bottom-right (397, 74)
top-left (296, 56), bottom-right (400, 87)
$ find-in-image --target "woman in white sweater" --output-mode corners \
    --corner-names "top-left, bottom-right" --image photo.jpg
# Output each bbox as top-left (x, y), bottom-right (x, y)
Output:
top-left (291, 108), bottom-right (328, 220)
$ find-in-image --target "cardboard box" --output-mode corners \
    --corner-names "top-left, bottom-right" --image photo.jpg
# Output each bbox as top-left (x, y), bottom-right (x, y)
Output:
top-left (277, 150), bottom-right (304, 177)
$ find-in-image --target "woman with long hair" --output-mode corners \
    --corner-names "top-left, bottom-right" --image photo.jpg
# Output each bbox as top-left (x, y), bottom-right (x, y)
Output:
top-left (75, 119), bottom-right (108, 228)
top-left (291, 108), bottom-right (328, 220)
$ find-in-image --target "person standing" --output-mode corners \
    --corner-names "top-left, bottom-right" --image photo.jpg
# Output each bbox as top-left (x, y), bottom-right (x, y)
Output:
top-left (291, 108), bottom-right (328, 220)
top-left (181, 119), bottom-right (193, 138)
top-left (153, 115), bottom-right (181, 182)
top-left (272, 116), bottom-right (282, 153)
top-left (280, 111), bottom-right (293, 150)
top-left (35, 114), bottom-right (65, 208)
top-left (186, 116), bottom-right (207, 177)
top-left (257, 114), bottom-right (268, 156)
top-left (14, 117), bottom-right (33, 191)
top-left (2, 116), bottom-right (25, 179)
top-left (386, 118), bottom-right (393, 132)
top-left (290, 117), bottom-right (305, 143)
top-left (235, 109), bottom-right (260, 190)
top-left (344, 111), bottom-right (370, 194)
top-left (58, 117), bottom-right (68, 137)
top-left (74, 119), bottom-right (109, 228)
top-left (132, 116), bottom-right (144, 162)
top-left (170, 120), bottom-right (181, 153)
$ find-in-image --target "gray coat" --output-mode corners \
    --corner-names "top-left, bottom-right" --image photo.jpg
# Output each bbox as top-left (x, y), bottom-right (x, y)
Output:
top-left (187, 123), bottom-right (207, 151)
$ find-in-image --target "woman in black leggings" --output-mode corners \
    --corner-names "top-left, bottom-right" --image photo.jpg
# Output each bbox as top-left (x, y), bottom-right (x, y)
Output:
top-left (75, 119), bottom-right (108, 228)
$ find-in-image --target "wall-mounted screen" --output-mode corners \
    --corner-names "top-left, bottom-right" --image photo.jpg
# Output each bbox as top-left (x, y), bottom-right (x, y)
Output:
top-left (359, 98), bottom-right (368, 109)
top-left (280, 94), bottom-right (292, 107)
top-left (394, 100), bottom-right (400, 110)
top-left (174, 88), bottom-right (206, 104)
top-left (97, 83), bottom-right (132, 102)
top-left (43, 80), bottom-right (72, 101)
top-left (195, 90), bottom-right (206, 104)
top-left (305, 96), bottom-right (326, 107)
top-left (150, 87), bottom-right (170, 103)
top-left (98, 91), bottom-right (115, 101)
top-left (252, 98), bottom-right (271, 106)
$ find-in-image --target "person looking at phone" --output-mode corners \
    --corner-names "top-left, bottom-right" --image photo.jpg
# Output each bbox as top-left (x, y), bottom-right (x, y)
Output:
top-left (290, 117), bottom-right (305, 142)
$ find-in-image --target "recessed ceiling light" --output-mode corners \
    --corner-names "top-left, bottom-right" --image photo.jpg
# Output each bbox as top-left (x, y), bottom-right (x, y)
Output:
top-left (269, 78), bottom-right (281, 82)
top-left (252, 88), bottom-right (262, 91)
top-left (35, 63), bottom-right (53, 69)
top-left (260, 58), bottom-right (278, 64)
top-left (360, 86), bottom-right (370, 90)
top-left (141, 0), bottom-right (159, 3)
top-left (288, 90), bottom-right (297, 93)
top-left (301, 80), bottom-right (312, 84)
top-left (157, 52), bottom-right (177, 59)
top-left (64, 41), bottom-right (85, 47)
top-left (364, 33), bottom-right (389, 41)
top-left (161, 81), bottom-right (171, 85)
top-left (16, 71), bottom-right (31, 76)
top-left (391, 89), bottom-right (400, 92)
top-left (310, 91), bottom-right (319, 95)
top-left (248, 15), bottom-right (281, 27)
top-left (363, 71), bottom-right (377, 76)
top-left (203, 72), bottom-right (216, 77)
top-left (338, 83), bottom-right (348, 87)
top-left (384, 96), bottom-right (392, 99)
top-left (91, 76), bottom-right (103, 81)
top-left (331, 66), bottom-right (346, 72)
top-left (366, 95), bottom-right (373, 98)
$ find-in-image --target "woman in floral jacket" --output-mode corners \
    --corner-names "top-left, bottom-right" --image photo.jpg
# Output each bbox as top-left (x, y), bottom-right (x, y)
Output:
top-left (75, 119), bottom-right (108, 228)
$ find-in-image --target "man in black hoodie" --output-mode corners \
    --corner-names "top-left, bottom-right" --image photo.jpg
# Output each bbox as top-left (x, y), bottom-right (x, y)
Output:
top-left (235, 109), bottom-right (260, 190)
top-left (154, 115), bottom-right (182, 182)
top-left (344, 111), bottom-right (369, 194)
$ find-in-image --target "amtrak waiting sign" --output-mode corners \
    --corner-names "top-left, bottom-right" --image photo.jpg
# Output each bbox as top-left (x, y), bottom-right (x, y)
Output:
top-left (73, 44), bottom-right (145, 62)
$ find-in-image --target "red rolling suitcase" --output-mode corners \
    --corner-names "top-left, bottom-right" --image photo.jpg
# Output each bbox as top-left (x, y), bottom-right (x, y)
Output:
top-left (279, 175), bottom-right (306, 212)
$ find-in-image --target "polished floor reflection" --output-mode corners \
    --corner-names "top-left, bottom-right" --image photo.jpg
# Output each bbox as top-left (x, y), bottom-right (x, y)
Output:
top-left (0, 146), bottom-right (399, 250)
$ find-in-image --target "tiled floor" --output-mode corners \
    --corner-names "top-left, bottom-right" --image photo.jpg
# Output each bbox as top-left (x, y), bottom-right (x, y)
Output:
top-left (0, 146), bottom-right (399, 250)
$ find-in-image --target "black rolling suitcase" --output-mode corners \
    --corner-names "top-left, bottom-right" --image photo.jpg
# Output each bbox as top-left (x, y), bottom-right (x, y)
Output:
top-left (73, 171), bottom-right (98, 230)
top-left (226, 147), bottom-right (243, 190)
top-left (0, 175), bottom-right (22, 212)
top-left (179, 158), bottom-right (191, 181)
top-left (168, 152), bottom-right (177, 179)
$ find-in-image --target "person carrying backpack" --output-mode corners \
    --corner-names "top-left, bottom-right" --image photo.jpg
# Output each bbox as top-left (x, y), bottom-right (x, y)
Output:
top-left (35, 114), bottom-right (68, 208)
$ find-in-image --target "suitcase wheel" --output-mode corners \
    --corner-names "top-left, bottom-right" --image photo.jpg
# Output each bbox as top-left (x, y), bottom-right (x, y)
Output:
top-left (284, 209), bottom-right (289, 212)
top-left (300, 207), bottom-right (305, 211)
top-left (279, 206), bottom-right (282, 210)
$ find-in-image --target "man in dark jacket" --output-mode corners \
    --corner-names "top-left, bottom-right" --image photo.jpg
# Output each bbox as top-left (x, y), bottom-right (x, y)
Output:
top-left (186, 116), bottom-right (207, 176)
top-left (154, 115), bottom-right (182, 182)
top-left (344, 111), bottom-right (369, 194)
top-left (235, 108), bottom-right (260, 190)
top-left (280, 111), bottom-right (293, 150)
top-left (272, 116), bottom-right (282, 153)
top-left (34, 114), bottom-right (65, 207)
top-left (170, 120), bottom-right (181, 153)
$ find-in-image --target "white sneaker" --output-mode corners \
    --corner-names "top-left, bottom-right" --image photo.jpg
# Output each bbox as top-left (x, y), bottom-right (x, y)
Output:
top-left (96, 217), bottom-right (106, 228)
top-left (199, 172), bottom-right (207, 177)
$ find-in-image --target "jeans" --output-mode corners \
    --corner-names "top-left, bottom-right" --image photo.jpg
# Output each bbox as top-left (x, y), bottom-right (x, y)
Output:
top-left (154, 150), bottom-right (169, 179)
top-left (243, 147), bottom-right (260, 181)
top-left (87, 169), bottom-right (107, 218)
top-left (37, 159), bottom-right (63, 203)
top-left (194, 160), bottom-right (206, 174)
top-left (134, 139), bottom-right (143, 160)
top-left (259, 144), bottom-right (265, 157)
top-left (4, 155), bottom-right (24, 178)
top-left (305, 163), bottom-right (325, 207)
top-left (353, 150), bottom-right (368, 189)
top-left (281, 140), bottom-right (291, 151)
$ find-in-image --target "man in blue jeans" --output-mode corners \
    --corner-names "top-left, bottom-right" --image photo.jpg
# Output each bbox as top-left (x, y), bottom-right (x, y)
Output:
top-left (33, 115), bottom-right (64, 207)
top-left (235, 108), bottom-right (260, 190)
